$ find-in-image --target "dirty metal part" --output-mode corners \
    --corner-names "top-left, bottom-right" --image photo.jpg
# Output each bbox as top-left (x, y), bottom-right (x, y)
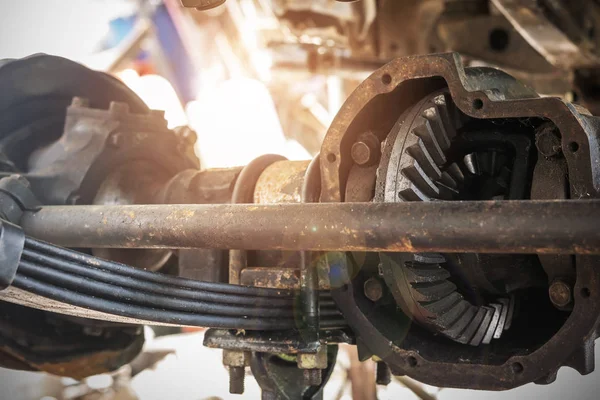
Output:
top-left (19, 200), bottom-right (600, 254)
top-left (229, 154), bottom-right (286, 285)
top-left (535, 123), bottom-right (563, 158)
top-left (491, 0), bottom-right (600, 69)
top-left (92, 161), bottom-right (172, 271)
top-left (229, 365), bottom-right (245, 394)
top-left (350, 132), bottom-right (380, 167)
top-left (226, 154), bottom-right (286, 395)
top-left (253, 160), bottom-right (310, 204)
top-left (298, 155), bottom-right (322, 356)
top-left (0, 302), bottom-right (143, 379)
top-left (549, 280), bottom-right (573, 309)
top-left (363, 277), bottom-right (383, 302)
top-left (319, 53), bottom-right (600, 202)
top-left (159, 166), bottom-right (241, 283)
top-left (331, 253), bottom-right (600, 390)
top-left (204, 329), bottom-right (354, 355)
top-left (435, 14), bottom-right (557, 75)
top-left (375, 89), bottom-right (525, 346)
top-left (223, 350), bottom-right (251, 394)
top-left (251, 346), bottom-right (338, 400)
top-left (241, 267), bottom-right (301, 289)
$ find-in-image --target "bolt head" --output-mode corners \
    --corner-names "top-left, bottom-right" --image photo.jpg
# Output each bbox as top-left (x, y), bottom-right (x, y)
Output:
top-left (351, 141), bottom-right (372, 165)
top-left (364, 278), bottom-right (384, 302)
top-left (549, 280), bottom-right (572, 308)
top-left (535, 128), bottom-right (562, 158)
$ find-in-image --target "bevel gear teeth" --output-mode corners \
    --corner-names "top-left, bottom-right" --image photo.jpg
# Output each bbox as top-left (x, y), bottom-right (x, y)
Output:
top-left (383, 92), bottom-right (515, 346)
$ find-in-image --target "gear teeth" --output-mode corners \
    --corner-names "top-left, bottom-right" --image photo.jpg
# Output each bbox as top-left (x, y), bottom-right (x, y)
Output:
top-left (398, 184), bottom-right (432, 202)
top-left (446, 163), bottom-right (465, 183)
top-left (457, 307), bottom-right (487, 344)
top-left (413, 117), bottom-right (447, 165)
top-left (433, 94), bottom-right (458, 138)
top-left (414, 253), bottom-right (446, 264)
top-left (401, 161), bottom-right (440, 198)
top-left (493, 298), bottom-right (510, 339)
top-left (422, 292), bottom-right (463, 316)
top-left (482, 303), bottom-right (502, 345)
top-left (470, 307), bottom-right (494, 346)
top-left (435, 182), bottom-right (458, 200)
top-left (423, 106), bottom-right (451, 151)
top-left (444, 305), bottom-right (478, 341)
top-left (406, 138), bottom-right (442, 181)
top-left (410, 280), bottom-right (456, 302)
top-left (439, 171), bottom-right (459, 190)
top-left (380, 91), bottom-right (516, 348)
top-left (405, 262), bottom-right (451, 283)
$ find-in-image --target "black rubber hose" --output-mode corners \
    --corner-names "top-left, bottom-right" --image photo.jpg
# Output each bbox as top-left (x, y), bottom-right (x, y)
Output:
top-left (25, 237), bottom-right (292, 297)
top-left (20, 248), bottom-right (338, 309)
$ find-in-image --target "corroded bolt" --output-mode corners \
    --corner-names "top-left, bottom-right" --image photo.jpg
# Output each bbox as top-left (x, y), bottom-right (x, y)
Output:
top-left (364, 277), bottom-right (383, 302)
top-left (549, 280), bottom-right (572, 308)
top-left (229, 366), bottom-right (245, 394)
top-left (535, 125), bottom-right (562, 158)
top-left (376, 361), bottom-right (391, 385)
top-left (223, 350), bottom-right (250, 395)
top-left (351, 132), bottom-right (380, 166)
top-left (304, 368), bottom-right (322, 386)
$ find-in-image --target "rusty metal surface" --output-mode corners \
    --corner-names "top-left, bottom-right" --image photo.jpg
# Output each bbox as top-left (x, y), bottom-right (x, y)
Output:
top-left (241, 267), bottom-right (301, 289)
top-left (19, 200), bottom-right (600, 254)
top-left (229, 154), bottom-right (286, 285)
top-left (331, 253), bottom-right (600, 390)
top-left (491, 0), bottom-right (600, 69)
top-left (0, 301), bottom-right (143, 379)
top-left (253, 160), bottom-right (310, 204)
top-left (319, 52), bottom-right (600, 202)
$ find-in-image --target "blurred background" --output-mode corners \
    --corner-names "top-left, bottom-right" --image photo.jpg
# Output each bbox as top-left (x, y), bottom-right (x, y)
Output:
top-left (0, 0), bottom-right (599, 399)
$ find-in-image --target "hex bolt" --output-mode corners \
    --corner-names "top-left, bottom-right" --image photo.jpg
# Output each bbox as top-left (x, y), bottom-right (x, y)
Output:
top-left (223, 350), bottom-right (250, 395)
top-left (364, 277), bottom-right (384, 302)
top-left (376, 362), bottom-right (391, 385)
top-left (229, 366), bottom-right (245, 394)
top-left (304, 368), bottom-right (322, 386)
top-left (351, 132), bottom-right (380, 166)
top-left (549, 280), bottom-right (572, 308)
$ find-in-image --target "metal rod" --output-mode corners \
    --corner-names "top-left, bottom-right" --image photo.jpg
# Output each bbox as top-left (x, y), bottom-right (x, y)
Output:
top-left (19, 200), bottom-right (600, 254)
top-left (300, 155), bottom-right (321, 353)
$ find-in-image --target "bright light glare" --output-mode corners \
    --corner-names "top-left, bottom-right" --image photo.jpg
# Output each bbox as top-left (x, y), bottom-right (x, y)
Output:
top-left (187, 77), bottom-right (310, 168)
top-left (117, 69), bottom-right (188, 129)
